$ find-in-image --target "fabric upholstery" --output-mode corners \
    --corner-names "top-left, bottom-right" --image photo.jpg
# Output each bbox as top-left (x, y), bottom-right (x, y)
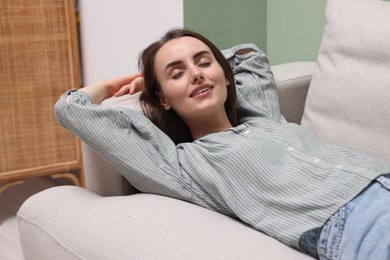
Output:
top-left (272, 62), bottom-right (315, 124)
top-left (82, 141), bottom-right (136, 196)
top-left (17, 186), bottom-right (312, 260)
top-left (301, 0), bottom-right (390, 163)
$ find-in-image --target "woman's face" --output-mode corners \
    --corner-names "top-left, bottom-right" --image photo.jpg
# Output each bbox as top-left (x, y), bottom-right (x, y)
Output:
top-left (154, 36), bottom-right (229, 123)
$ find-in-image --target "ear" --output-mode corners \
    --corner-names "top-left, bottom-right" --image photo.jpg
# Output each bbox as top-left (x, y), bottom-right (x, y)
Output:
top-left (157, 92), bottom-right (171, 111)
top-left (225, 78), bottom-right (230, 86)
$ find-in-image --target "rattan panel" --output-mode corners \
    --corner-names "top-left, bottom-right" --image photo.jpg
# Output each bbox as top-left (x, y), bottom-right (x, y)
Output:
top-left (0, 0), bottom-right (82, 182)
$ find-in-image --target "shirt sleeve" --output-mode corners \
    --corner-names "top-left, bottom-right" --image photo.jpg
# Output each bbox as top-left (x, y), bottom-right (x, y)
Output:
top-left (222, 44), bottom-right (285, 124)
top-left (54, 90), bottom-right (192, 201)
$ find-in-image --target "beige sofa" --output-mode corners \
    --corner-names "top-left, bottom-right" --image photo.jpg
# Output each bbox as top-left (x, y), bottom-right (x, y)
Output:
top-left (17, 0), bottom-right (390, 259)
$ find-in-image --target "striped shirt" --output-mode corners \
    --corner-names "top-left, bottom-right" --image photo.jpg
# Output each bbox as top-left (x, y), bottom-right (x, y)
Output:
top-left (55, 44), bottom-right (390, 248)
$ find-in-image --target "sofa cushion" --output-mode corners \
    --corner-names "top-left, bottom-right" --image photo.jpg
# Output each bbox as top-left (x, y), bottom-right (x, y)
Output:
top-left (301, 0), bottom-right (390, 163)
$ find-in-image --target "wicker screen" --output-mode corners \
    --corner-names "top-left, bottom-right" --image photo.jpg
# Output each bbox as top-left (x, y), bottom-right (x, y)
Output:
top-left (0, 0), bottom-right (82, 181)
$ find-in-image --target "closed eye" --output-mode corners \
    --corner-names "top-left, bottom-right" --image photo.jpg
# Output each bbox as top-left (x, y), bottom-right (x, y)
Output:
top-left (199, 61), bottom-right (211, 67)
top-left (172, 71), bottom-right (184, 80)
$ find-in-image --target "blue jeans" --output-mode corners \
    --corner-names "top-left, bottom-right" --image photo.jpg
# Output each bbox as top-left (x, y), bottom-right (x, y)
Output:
top-left (300, 173), bottom-right (390, 260)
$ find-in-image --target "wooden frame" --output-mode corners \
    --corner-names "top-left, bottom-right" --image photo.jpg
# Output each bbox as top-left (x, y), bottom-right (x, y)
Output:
top-left (0, 0), bottom-right (84, 193)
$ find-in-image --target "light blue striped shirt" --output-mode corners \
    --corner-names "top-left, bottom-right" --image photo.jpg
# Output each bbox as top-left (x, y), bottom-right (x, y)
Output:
top-left (55, 44), bottom-right (390, 248)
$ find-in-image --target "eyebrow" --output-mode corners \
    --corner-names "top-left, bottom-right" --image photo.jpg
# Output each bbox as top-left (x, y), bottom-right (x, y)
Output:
top-left (164, 50), bottom-right (211, 73)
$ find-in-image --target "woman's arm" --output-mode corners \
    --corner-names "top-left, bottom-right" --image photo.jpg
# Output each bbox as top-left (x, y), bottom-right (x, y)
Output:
top-left (67, 74), bottom-right (144, 104)
top-left (56, 88), bottom-right (191, 201)
top-left (222, 44), bottom-right (285, 123)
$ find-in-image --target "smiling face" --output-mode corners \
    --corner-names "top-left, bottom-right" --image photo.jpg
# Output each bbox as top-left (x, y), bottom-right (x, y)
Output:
top-left (154, 36), bottom-right (230, 124)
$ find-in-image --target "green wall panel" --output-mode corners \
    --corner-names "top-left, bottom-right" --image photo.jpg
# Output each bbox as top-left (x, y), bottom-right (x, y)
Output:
top-left (184, 0), bottom-right (267, 51)
top-left (266, 0), bottom-right (326, 65)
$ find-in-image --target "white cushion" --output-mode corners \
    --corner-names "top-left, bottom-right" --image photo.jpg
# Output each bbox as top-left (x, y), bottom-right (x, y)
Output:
top-left (301, 0), bottom-right (390, 163)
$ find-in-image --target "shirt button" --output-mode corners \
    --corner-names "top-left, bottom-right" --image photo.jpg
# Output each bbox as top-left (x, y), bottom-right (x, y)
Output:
top-left (313, 158), bottom-right (320, 164)
top-left (244, 129), bottom-right (250, 135)
top-left (337, 165), bottom-right (343, 169)
top-left (287, 147), bottom-right (295, 152)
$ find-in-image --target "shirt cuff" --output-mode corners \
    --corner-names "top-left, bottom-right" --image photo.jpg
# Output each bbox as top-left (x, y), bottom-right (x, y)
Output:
top-left (63, 89), bottom-right (93, 106)
top-left (221, 43), bottom-right (261, 60)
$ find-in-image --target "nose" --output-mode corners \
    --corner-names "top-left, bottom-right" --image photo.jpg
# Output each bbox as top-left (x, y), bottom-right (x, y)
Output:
top-left (190, 67), bottom-right (204, 84)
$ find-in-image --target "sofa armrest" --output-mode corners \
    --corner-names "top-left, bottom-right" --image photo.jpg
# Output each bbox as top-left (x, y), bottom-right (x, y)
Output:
top-left (272, 62), bottom-right (316, 124)
top-left (82, 93), bottom-right (142, 196)
top-left (18, 186), bottom-right (313, 260)
top-left (82, 142), bottom-right (136, 196)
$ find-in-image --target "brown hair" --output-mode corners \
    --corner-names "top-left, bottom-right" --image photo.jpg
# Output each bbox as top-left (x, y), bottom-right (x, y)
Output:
top-left (138, 28), bottom-right (237, 144)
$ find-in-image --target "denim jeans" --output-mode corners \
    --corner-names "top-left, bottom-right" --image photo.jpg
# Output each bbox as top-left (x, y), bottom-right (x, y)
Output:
top-left (300, 173), bottom-right (390, 260)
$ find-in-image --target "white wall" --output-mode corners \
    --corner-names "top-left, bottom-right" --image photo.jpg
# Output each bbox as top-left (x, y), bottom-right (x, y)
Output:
top-left (79, 0), bottom-right (183, 85)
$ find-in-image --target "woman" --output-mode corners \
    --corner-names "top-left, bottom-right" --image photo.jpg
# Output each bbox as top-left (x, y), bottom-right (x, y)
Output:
top-left (55, 28), bottom-right (390, 259)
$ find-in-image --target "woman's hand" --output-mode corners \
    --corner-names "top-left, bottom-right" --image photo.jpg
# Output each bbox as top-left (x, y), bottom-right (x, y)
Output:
top-left (77, 73), bottom-right (144, 104)
top-left (113, 74), bottom-right (144, 97)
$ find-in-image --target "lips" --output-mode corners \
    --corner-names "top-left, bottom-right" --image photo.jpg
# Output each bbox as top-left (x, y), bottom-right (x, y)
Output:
top-left (190, 84), bottom-right (213, 97)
